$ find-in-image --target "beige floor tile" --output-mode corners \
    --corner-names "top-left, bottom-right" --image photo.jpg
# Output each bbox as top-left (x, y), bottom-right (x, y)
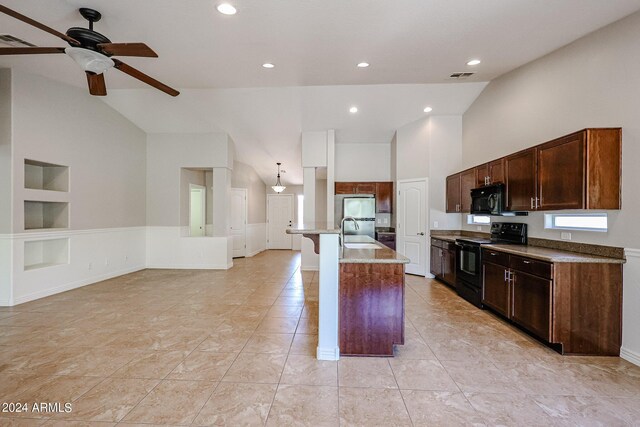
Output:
top-left (338, 358), bottom-right (397, 389)
top-left (0, 373), bottom-right (50, 400)
top-left (256, 317), bottom-right (299, 334)
top-left (166, 351), bottom-right (236, 381)
top-left (401, 390), bottom-right (486, 426)
top-left (290, 334), bottom-right (317, 356)
top-left (266, 384), bottom-right (338, 426)
top-left (533, 395), bottom-right (640, 426)
top-left (280, 355), bottom-right (337, 386)
top-left (57, 377), bottom-right (158, 422)
top-left (390, 359), bottom-right (459, 391)
top-left (242, 333), bottom-right (294, 354)
top-left (222, 353), bottom-right (287, 384)
top-left (195, 329), bottom-right (252, 353)
top-left (440, 360), bottom-right (522, 394)
top-left (110, 350), bottom-right (188, 379)
top-left (122, 379), bottom-right (214, 425)
top-left (466, 392), bottom-right (560, 426)
top-left (339, 387), bottom-right (412, 427)
top-left (265, 305), bottom-right (303, 318)
top-left (41, 421), bottom-right (116, 426)
top-left (193, 382), bottom-right (277, 426)
top-left (0, 419), bottom-right (47, 426)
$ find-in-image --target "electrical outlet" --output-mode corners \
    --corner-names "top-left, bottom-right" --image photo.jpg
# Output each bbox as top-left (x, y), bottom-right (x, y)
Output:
top-left (105, 258), bottom-right (109, 266)
top-left (477, 226), bottom-right (482, 231)
top-left (88, 262), bottom-right (93, 270)
top-left (383, 218), bottom-right (388, 224)
top-left (433, 221), bottom-right (439, 228)
top-left (124, 255), bottom-right (128, 262)
top-left (561, 232), bottom-right (572, 241)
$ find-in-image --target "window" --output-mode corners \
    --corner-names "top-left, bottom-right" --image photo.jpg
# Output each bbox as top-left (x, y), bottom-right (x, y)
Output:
top-left (297, 195), bottom-right (304, 225)
top-left (544, 213), bottom-right (608, 232)
top-left (467, 214), bottom-right (491, 225)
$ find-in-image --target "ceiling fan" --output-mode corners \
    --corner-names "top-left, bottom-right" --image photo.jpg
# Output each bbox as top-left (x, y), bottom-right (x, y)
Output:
top-left (0, 5), bottom-right (179, 97)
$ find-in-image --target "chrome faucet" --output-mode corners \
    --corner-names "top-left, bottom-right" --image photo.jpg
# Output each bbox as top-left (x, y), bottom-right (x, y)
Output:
top-left (340, 216), bottom-right (359, 247)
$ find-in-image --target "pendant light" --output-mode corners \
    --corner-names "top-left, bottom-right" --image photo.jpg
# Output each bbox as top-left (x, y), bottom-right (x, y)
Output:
top-left (271, 162), bottom-right (286, 193)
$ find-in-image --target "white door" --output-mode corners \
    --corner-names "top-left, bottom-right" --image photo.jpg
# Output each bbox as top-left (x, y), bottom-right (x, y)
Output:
top-left (231, 188), bottom-right (247, 258)
top-left (397, 179), bottom-right (428, 276)
top-left (267, 194), bottom-right (294, 249)
top-left (189, 184), bottom-right (206, 237)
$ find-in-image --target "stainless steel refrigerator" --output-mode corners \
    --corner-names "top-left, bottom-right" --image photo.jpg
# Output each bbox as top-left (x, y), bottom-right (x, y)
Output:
top-left (342, 196), bottom-right (376, 238)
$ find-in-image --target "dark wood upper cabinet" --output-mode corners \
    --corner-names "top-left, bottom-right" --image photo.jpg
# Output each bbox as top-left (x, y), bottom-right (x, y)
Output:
top-left (505, 148), bottom-right (537, 211)
top-left (446, 174), bottom-right (461, 212)
top-left (476, 163), bottom-right (489, 187)
top-left (459, 168), bottom-right (476, 213)
top-left (355, 182), bottom-right (376, 194)
top-left (375, 182), bottom-right (393, 213)
top-left (488, 158), bottom-right (505, 184)
top-left (584, 128), bottom-right (622, 209)
top-left (537, 132), bottom-right (585, 210)
top-left (335, 182), bottom-right (356, 194)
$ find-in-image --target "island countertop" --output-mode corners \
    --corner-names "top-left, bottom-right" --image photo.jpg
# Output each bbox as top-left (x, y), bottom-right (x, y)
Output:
top-left (341, 235), bottom-right (410, 264)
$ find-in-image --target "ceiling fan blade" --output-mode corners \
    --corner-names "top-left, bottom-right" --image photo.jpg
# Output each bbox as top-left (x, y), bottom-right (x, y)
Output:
top-left (112, 59), bottom-right (179, 97)
top-left (97, 43), bottom-right (158, 58)
top-left (86, 72), bottom-right (107, 96)
top-left (0, 47), bottom-right (65, 55)
top-left (0, 5), bottom-right (79, 46)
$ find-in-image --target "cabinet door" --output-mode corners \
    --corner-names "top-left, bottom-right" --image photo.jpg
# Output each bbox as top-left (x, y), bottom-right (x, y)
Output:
top-left (442, 248), bottom-right (456, 285)
top-left (482, 262), bottom-right (510, 317)
top-left (476, 163), bottom-right (489, 187)
top-left (505, 148), bottom-right (537, 211)
top-left (430, 245), bottom-right (443, 277)
top-left (460, 169), bottom-right (476, 213)
top-left (355, 182), bottom-right (376, 194)
top-left (335, 182), bottom-right (356, 194)
top-left (511, 271), bottom-right (552, 341)
top-left (446, 174), bottom-right (461, 213)
top-left (537, 132), bottom-right (585, 210)
top-left (488, 158), bottom-right (505, 184)
top-left (375, 182), bottom-right (393, 213)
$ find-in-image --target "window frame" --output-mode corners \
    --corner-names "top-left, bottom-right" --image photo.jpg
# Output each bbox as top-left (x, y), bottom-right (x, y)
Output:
top-left (543, 213), bottom-right (608, 232)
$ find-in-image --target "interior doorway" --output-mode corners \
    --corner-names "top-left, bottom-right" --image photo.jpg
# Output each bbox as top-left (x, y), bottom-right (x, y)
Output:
top-left (267, 194), bottom-right (294, 249)
top-left (397, 178), bottom-right (429, 276)
top-left (231, 188), bottom-right (247, 258)
top-left (189, 184), bottom-right (206, 237)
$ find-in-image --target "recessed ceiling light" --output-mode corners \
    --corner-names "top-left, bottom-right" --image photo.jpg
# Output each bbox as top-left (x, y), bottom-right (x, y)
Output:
top-left (217, 3), bottom-right (237, 15)
top-left (357, 62), bottom-right (369, 68)
top-left (467, 59), bottom-right (481, 66)
top-left (349, 106), bottom-right (358, 113)
top-left (423, 107), bottom-right (433, 113)
top-left (262, 63), bottom-right (275, 69)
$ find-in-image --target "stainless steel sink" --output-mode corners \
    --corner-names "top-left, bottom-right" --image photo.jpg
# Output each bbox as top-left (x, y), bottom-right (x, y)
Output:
top-left (344, 242), bottom-right (382, 250)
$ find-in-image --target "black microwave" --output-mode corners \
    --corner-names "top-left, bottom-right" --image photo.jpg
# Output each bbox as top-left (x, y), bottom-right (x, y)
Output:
top-left (470, 184), bottom-right (504, 215)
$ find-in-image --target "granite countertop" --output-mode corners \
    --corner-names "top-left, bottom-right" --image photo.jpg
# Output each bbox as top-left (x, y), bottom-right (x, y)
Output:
top-left (341, 235), bottom-right (410, 264)
top-left (430, 234), bottom-right (461, 243)
top-left (483, 244), bottom-right (625, 264)
top-left (286, 223), bottom-right (340, 234)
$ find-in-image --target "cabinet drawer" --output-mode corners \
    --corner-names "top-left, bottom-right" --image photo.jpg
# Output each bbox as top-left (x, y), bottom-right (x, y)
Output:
top-left (377, 234), bottom-right (395, 242)
top-left (482, 249), bottom-right (509, 267)
top-left (443, 241), bottom-right (456, 251)
top-left (509, 255), bottom-right (553, 279)
top-left (431, 238), bottom-right (444, 248)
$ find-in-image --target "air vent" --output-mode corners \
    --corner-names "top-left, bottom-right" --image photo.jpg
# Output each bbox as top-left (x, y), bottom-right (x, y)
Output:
top-left (449, 72), bottom-right (475, 79)
top-left (0, 34), bottom-right (36, 48)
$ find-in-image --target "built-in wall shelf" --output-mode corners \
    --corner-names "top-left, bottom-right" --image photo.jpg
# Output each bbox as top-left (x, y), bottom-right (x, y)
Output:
top-left (24, 159), bottom-right (69, 192)
top-left (24, 238), bottom-right (69, 271)
top-left (24, 201), bottom-right (69, 230)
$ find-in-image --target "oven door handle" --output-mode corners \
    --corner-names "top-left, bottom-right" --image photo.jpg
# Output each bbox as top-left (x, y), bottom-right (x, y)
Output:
top-left (455, 243), bottom-right (474, 250)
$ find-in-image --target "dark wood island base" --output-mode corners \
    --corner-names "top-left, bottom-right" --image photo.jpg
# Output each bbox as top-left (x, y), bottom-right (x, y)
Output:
top-left (339, 262), bottom-right (405, 356)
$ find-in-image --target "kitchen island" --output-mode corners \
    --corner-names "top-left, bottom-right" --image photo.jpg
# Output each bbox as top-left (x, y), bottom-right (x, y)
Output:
top-left (287, 224), bottom-right (409, 359)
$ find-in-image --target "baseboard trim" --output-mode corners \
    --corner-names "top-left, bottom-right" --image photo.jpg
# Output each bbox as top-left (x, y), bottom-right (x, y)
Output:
top-left (317, 346), bottom-right (340, 361)
top-left (146, 264), bottom-right (231, 270)
top-left (621, 347), bottom-right (640, 367)
top-left (12, 265), bottom-right (146, 306)
top-left (246, 248), bottom-right (265, 258)
top-left (301, 266), bottom-right (319, 272)
top-left (0, 298), bottom-right (11, 306)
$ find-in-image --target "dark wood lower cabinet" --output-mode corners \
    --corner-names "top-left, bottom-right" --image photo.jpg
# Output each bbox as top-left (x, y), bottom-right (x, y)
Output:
top-left (430, 239), bottom-right (456, 287)
top-left (339, 262), bottom-right (405, 356)
top-left (482, 262), bottom-right (510, 317)
top-left (430, 245), bottom-right (442, 277)
top-left (511, 270), bottom-right (552, 341)
top-left (442, 248), bottom-right (456, 285)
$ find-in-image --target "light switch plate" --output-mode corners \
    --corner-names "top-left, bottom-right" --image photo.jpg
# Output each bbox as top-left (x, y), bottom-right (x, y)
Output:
top-left (561, 232), bottom-right (572, 240)
top-left (433, 221), bottom-right (439, 228)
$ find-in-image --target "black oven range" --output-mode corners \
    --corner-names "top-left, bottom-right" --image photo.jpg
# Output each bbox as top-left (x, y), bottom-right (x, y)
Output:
top-left (455, 222), bottom-right (527, 307)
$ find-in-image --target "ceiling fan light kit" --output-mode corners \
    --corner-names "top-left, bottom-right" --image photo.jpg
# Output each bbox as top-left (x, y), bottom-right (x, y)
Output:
top-left (0, 5), bottom-right (179, 97)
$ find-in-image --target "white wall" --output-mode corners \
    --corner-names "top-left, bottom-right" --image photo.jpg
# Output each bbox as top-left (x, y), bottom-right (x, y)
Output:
top-left (335, 143), bottom-right (391, 181)
top-left (1, 70), bottom-right (148, 305)
top-left (461, 11), bottom-right (640, 364)
top-left (232, 161), bottom-right (267, 224)
top-left (316, 179), bottom-right (327, 223)
top-left (0, 69), bottom-right (11, 234)
top-left (272, 185), bottom-right (303, 250)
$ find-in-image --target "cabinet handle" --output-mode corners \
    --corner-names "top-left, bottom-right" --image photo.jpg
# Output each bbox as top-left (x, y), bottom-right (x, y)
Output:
top-left (536, 197), bottom-right (540, 209)
top-left (523, 260), bottom-right (531, 264)
top-left (530, 197), bottom-right (534, 210)
top-left (504, 270), bottom-right (508, 281)
top-left (490, 252), bottom-right (497, 256)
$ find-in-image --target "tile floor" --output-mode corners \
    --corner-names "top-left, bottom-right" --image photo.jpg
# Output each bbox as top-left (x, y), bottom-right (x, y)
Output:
top-left (1, 250), bottom-right (639, 426)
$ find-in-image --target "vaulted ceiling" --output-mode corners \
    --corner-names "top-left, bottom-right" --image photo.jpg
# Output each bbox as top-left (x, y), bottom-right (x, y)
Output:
top-left (2, 0), bottom-right (639, 184)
